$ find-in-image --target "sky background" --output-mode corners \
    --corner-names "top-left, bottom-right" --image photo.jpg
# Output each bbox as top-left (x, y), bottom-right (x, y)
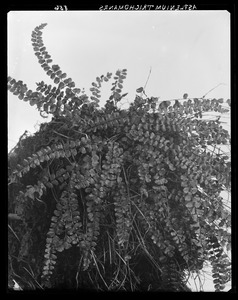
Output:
top-left (8, 10), bottom-right (231, 291)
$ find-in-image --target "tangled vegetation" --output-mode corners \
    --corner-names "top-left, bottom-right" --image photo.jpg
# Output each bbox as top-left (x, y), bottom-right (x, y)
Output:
top-left (8, 23), bottom-right (231, 291)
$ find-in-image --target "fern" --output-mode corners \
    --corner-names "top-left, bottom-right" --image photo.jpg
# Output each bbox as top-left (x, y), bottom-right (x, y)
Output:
top-left (8, 23), bottom-right (231, 291)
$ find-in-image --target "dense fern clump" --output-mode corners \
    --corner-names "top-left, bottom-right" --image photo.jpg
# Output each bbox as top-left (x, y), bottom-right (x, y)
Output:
top-left (8, 23), bottom-right (231, 291)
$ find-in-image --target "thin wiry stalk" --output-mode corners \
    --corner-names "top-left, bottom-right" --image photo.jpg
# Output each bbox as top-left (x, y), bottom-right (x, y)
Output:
top-left (8, 225), bottom-right (20, 242)
top-left (91, 250), bottom-right (109, 289)
top-left (22, 267), bottom-right (44, 289)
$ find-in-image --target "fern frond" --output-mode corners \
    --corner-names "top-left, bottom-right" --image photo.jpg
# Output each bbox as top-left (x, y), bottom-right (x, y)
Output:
top-left (109, 69), bottom-right (127, 105)
top-left (9, 137), bottom-right (91, 180)
top-left (80, 200), bottom-right (101, 271)
top-left (113, 183), bottom-right (132, 248)
top-left (41, 184), bottom-right (83, 284)
top-left (207, 235), bottom-right (231, 291)
top-left (90, 72), bottom-right (112, 106)
top-left (31, 24), bottom-right (77, 89)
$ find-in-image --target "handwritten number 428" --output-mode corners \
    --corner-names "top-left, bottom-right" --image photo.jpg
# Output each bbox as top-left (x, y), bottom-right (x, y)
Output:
top-left (54, 5), bottom-right (68, 10)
